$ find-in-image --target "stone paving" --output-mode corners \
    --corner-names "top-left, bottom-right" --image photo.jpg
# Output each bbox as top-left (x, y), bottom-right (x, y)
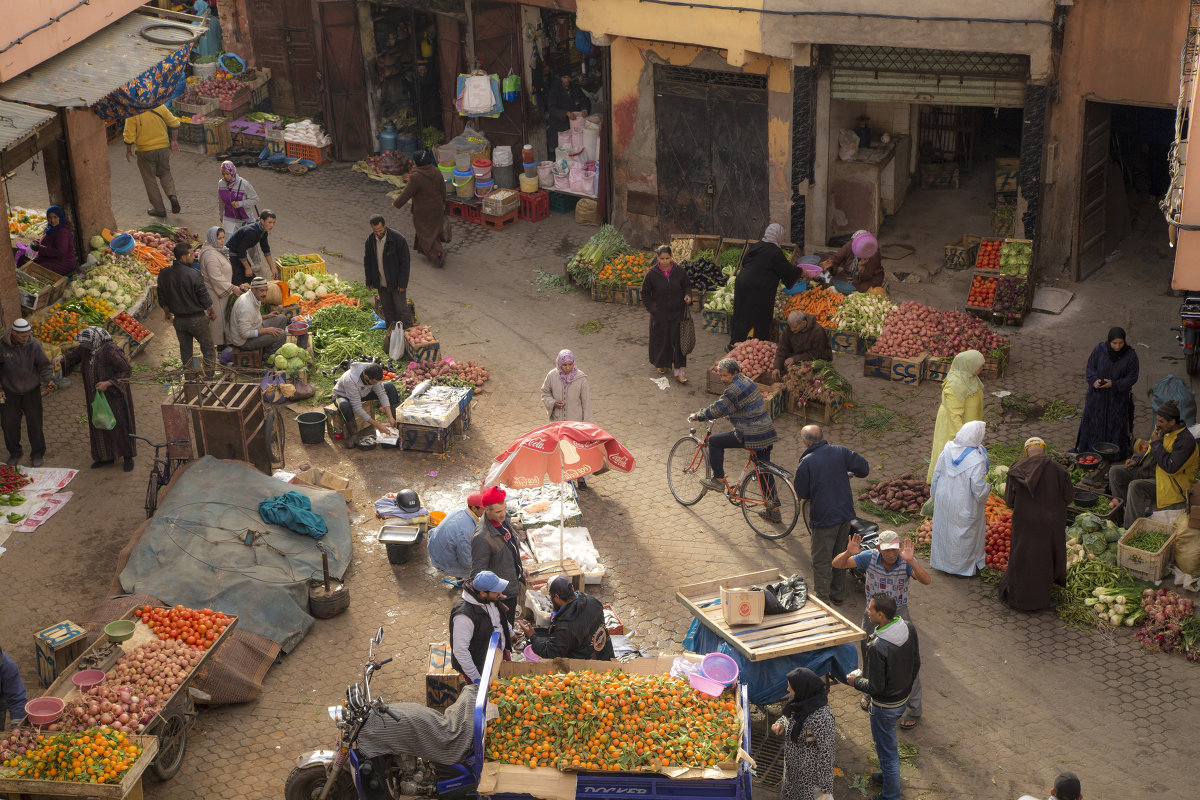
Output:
top-left (1, 146), bottom-right (1197, 799)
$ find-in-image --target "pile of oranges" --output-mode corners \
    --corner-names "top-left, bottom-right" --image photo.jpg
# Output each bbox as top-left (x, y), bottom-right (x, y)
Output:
top-left (485, 670), bottom-right (740, 771)
top-left (596, 253), bottom-right (653, 287)
top-left (138, 604), bottom-right (232, 650)
top-left (32, 309), bottom-right (85, 345)
top-left (2, 728), bottom-right (141, 785)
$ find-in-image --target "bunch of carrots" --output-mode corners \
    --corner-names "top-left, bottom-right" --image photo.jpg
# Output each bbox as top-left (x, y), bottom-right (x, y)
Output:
top-left (299, 293), bottom-right (359, 315)
top-left (784, 286), bottom-right (844, 329)
top-left (132, 244), bottom-right (168, 275)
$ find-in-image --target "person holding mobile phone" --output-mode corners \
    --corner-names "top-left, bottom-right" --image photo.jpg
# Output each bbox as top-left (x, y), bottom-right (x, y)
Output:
top-left (1074, 327), bottom-right (1139, 459)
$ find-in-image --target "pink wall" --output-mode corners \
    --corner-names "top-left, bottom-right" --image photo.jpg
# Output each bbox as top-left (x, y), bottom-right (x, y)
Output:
top-left (0, 0), bottom-right (148, 82)
top-left (1172, 62), bottom-right (1200, 291)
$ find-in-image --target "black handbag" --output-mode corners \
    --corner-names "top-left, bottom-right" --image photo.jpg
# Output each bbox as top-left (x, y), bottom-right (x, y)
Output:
top-left (680, 307), bottom-right (696, 355)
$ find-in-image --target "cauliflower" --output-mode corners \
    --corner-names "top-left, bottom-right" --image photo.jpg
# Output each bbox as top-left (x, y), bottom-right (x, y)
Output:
top-left (88, 288), bottom-right (102, 298)
top-left (106, 280), bottom-right (119, 292)
top-left (304, 274), bottom-right (318, 289)
top-left (303, 290), bottom-right (316, 301)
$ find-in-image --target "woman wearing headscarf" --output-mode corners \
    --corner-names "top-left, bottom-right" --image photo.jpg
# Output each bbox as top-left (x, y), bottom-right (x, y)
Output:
top-left (1000, 437), bottom-right (1074, 611)
top-left (392, 150), bottom-right (448, 267)
top-left (641, 245), bottom-right (692, 384)
top-left (927, 349), bottom-right (985, 483)
top-left (770, 667), bottom-right (835, 800)
top-left (929, 420), bottom-right (989, 577)
top-left (729, 223), bottom-right (804, 348)
top-left (24, 206), bottom-right (77, 276)
top-left (541, 349), bottom-right (594, 489)
top-left (217, 161), bottom-right (259, 238)
top-left (52, 328), bottom-right (136, 471)
top-left (1074, 327), bottom-right (1139, 459)
top-left (198, 226), bottom-right (244, 348)
top-left (822, 229), bottom-right (884, 294)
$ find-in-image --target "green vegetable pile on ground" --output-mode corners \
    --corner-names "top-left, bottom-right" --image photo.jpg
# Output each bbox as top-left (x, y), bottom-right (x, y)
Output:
top-left (999, 240), bottom-right (1032, 276)
top-left (703, 277), bottom-right (735, 314)
top-left (833, 292), bottom-right (896, 337)
top-left (717, 247), bottom-right (743, 271)
top-left (1066, 512), bottom-right (1124, 566)
top-left (567, 225), bottom-right (633, 288)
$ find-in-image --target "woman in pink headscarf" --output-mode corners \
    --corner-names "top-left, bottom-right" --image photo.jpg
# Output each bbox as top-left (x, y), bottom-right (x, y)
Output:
top-left (218, 160), bottom-right (260, 238)
top-left (541, 349), bottom-right (592, 424)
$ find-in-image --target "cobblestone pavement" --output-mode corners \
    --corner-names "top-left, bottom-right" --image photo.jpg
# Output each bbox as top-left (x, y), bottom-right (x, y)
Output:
top-left (2, 147), bottom-right (1197, 799)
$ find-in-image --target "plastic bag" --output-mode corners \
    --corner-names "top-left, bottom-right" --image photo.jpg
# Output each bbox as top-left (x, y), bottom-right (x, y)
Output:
top-left (259, 371), bottom-right (288, 404)
top-left (460, 73), bottom-right (494, 115)
top-left (90, 391), bottom-right (116, 430)
top-left (387, 322), bottom-right (406, 361)
top-left (502, 69), bottom-right (522, 102)
top-left (755, 574), bottom-right (808, 614)
top-left (669, 657), bottom-right (701, 680)
top-left (1150, 375), bottom-right (1197, 428)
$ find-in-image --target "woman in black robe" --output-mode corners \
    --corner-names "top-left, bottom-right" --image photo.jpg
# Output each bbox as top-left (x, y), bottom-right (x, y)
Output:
top-left (641, 245), bottom-right (691, 384)
top-left (57, 327), bottom-right (137, 470)
top-left (729, 223), bottom-right (804, 348)
top-left (1074, 327), bottom-right (1139, 458)
top-left (999, 438), bottom-right (1074, 611)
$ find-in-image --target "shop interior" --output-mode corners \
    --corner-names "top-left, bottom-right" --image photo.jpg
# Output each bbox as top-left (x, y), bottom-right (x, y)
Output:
top-left (524, 9), bottom-right (604, 162)
top-left (369, 5), bottom-right (442, 151)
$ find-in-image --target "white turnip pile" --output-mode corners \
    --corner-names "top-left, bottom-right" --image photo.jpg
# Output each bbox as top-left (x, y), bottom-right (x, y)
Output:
top-left (859, 473), bottom-right (929, 514)
top-left (716, 339), bottom-right (777, 379)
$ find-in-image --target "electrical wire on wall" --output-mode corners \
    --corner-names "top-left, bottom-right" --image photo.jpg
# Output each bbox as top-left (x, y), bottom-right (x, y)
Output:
top-left (1162, 39), bottom-right (1200, 235)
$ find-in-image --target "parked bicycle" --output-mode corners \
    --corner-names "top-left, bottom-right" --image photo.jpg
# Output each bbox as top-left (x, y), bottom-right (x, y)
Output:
top-left (130, 435), bottom-right (190, 518)
top-left (667, 420), bottom-right (802, 539)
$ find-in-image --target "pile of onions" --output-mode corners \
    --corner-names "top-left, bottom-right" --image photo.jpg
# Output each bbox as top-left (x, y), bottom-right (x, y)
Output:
top-left (716, 339), bottom-right (776, 380)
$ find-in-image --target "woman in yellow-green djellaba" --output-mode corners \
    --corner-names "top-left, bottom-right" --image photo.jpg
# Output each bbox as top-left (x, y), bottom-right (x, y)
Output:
top-left (927, 350), bottom-right (985, 483)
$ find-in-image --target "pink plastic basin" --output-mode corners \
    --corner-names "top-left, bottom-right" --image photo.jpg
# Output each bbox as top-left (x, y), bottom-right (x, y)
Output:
top-left (688, 672), bottom-right (726, 698)
top-left (700, 652), bottom-right (740, 686)
top-left (523, 645), bottom-right (540, 662)
top-left (71, 669), bottom-right (105, 690)
top-left (25, 697), bottom-right (65, 726)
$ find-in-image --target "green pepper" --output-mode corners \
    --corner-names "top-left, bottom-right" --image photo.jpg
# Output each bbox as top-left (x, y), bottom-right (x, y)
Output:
top-left (7, 512), bottom-right (24, 523)
top-left (8, 495), bottom-right (24, 505)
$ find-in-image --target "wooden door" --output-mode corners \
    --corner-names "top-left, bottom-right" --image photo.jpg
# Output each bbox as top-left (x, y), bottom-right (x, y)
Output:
top-left (709, 74), bottom-right (769, 238)
top-left (655, 67), bottom-right (712, 234)
top-left (471, 3), bottom-right (525, 149)
top-left (1078, 101), bottom-right (1111, 280)
top-left (282, 0), bottom-right (321, 117)
top-left (437, 15), bottom-right (464, 139)
top-left (247, 0), bottom-right (320, 117)
top-left (318, 1), bottom-right (371, 161)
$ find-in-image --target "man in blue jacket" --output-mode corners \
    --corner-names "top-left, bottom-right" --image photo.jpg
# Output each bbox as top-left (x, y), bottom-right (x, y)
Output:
top-left (428, 491), bottom-right (484, 576)
top-left (793, 424), bottom-right (869, 605)
top-left (1, 644), bottom-right (27, 729)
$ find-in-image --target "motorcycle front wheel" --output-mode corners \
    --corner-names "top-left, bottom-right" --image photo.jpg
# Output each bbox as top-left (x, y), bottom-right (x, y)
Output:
top-left (284, 763), bottom-right (355, 800)
top-left (1188, 344), bottom-right (1200, 376)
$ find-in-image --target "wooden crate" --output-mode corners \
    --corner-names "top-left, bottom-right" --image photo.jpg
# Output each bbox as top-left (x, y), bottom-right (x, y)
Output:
top-left (889, 352), bottom-right (926, 385)
top-left (16, 264), bottom-right (67, 312)
top-left (924, 356), bottom-right (952, 383)
top-left (34, 620), bottom-right (88, 687)
top-left (161, 380), bottom-right (274, 473)
top-left (676, 569), bottom-right (865, 661)
top-left (588, 284), bottom-right (621, 303)
top-left (863, 352), bottom-right (892, 380)
top-left (717, 238), bottom-right (749, 271)
top-left (920, 161), bottom-right (959, 189)
top-left (0, 735), bottom-right (158, 798)
top-left (944, 234), bottom-right (982, 271)
top-left (705, 368), bottom-right (724, 396)
top-left (829, 329), bottom-right (858, 354)
top-left (693, 235), bottom-right (721, 258)
top-left (402, 422), bottom-right (454, 454)
top-left (1118, 518), bottom-right (1178, 582)
top-left (995, 157), bottom-right (1020, 194)
top-left (701, 310), bottom-right (730, 335)
top-left (405, 336), bottom-right (441, 363)
top-left (856, 335), bottom-right (877, 356)
top-left (787, 395), bottom-right (842, 424)
top-left (758, 382), bottom-right (786, 420)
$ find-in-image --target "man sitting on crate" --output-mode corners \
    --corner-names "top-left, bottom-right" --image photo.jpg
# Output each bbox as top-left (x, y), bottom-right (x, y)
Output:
top-left (518, 576), bottom-right (614, 662)
top-left (332, 362), bottom-right (400, 449)
top-left (688, 358), bottom-right (780, 518)
top-left (228, 277), bottom-right (286, 359)
top-left (769, 311), bottom-right (833, 382)
top-left (450, 571), bottom-right (512, 684)
top-left (428, 492), bottom-right (485, 577)
top-left (1108, 400), bottom-right (1198, 527)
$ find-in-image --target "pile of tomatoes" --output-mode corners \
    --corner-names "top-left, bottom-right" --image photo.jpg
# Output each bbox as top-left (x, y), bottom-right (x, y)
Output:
top-left (967, 276), bottom-right (997, 309)
top-left (113, 313), bottom-right (150, 343)
top-left (975, 239), bottom-right (1002, 269)
top-left (984, 494), bottom-right (1012, 570)
top-left (137, 605), bottom-right (231, 650)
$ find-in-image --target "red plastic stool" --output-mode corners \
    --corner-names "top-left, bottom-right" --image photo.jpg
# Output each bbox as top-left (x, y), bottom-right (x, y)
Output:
top-left (464, 204), bottom-right (482, 224)
top-left (481, 209), bottom-right (518, 231)
top-left (447, 199), bottom-right (469, 219)
top-left (519, 190), bottom-right (549, 223)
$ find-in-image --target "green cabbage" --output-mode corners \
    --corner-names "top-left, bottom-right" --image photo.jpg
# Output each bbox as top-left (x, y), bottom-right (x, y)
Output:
top-left (1103, 522), bottom-right (1123, 543)
top-left (1081, 530), bottom-right (1107, 555)
top-left (278, 342), bottom-right (301, 359)
top-left (1075, 513), bottom-right (1103, 533)
top-left (273, 355), bottom-right (288, 370)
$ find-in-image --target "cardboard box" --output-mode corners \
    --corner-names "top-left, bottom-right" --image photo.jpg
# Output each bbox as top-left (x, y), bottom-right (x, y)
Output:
top-left (720, 586), bottom-right (765, 626)
top-left (863, 352), bottom-right (892, 380)
top-left (294, 467), bottom-right (353, 504)
top-left (829, 329), bottom-right (858, 354)
top-left (426, 642), bottom-right (467, 711)
top-left (35, 620), bottom-right (88, 687)
top-left (889, 352), bottom-right (927, 385)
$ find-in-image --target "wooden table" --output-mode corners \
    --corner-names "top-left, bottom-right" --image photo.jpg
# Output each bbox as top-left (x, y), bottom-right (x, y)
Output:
top-left (677, 569), bottom-right (865, 662)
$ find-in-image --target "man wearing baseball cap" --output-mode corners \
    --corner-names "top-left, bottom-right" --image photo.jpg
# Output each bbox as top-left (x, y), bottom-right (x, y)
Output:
top-left (449, 571), bottom-right (511, 683)
top-left (0, 318), bottom-right (54, 467)
top-left (428, 491), bottom-right (485, 576)
top-left (833, 529), bottom-right (930, 730)
top-left (470, 487), bottom-right (526, 627)
top-left (519, 576), bottom-right (614, 661)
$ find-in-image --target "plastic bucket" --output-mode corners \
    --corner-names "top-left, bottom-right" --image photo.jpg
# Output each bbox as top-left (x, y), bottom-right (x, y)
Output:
top-left (493, 163), bottom-right (516, 189)
top-left (475, 178), bottom-right (494, 198)
top-left (297, 411), bottom-right (327, 444)
top-left (538, 161), bottom-right (555, 188)
top-left (472, 157), bottom-right (492, 176)
top-left (523, 162), bottom-right (538, 178)
top-left (436, 145), bottom-right (456, 163)
top-left (687, 672), bottom-right (726, 698)
top-left (454, 176), bottom-right (475, 198)
top-left (519, 173), bottom-right (540, 193)
top-left (438, 162), bottom-right (454, 182)
top-left (454, 151), bottom-right (471, 170)
top-left (492, 145), bottom-right (513, 167)
top-left (700, 652), bottom-right (740, 685)
top-left (523, 644), bottom-right (541, 662)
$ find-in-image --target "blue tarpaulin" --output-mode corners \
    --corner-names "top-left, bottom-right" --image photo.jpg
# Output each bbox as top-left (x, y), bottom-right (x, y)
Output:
top-left (684, 619), bottom-right (859, 706)
top-left (118, 456), bottom-right (352, 652)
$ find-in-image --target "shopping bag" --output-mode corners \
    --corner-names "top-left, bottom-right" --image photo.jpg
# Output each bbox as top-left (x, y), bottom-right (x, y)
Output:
top-left (502, 69), bottom-right (522, 101)
top-left (90, 391), bottom-right (117, 431)
top-left (679, 307), bottom-right (696, 355)
top-left (388, 322), bottom-right (406, 361)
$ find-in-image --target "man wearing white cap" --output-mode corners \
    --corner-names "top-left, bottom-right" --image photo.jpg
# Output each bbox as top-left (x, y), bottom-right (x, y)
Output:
top-left (229, 277), bottom-right (286, 357)
top-left (0, 319), bottom-right (54, 467)
top-left (833, 530), bottom-right (931, 730)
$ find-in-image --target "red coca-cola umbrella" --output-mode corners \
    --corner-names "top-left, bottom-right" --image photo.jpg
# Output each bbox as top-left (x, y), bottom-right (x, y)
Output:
top-left (483, 421), bottom-right (635, 490)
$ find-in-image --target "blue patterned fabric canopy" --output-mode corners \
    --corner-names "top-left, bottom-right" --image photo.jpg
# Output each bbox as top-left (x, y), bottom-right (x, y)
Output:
top-left (93, 42), bottom-right (193, 122)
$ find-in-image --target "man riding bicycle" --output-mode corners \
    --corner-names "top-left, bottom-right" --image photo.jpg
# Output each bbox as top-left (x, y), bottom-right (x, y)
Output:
top-left (689, 358), bottom-right (780, 520)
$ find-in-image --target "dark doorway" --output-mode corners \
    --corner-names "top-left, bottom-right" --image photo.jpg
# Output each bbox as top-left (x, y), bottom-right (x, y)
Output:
top-left (472, 3), bottom-right (526, 149)
top-left (247, 0), bottom-right (321, 117)
top-left (654, 65), bottom-right (769, 238)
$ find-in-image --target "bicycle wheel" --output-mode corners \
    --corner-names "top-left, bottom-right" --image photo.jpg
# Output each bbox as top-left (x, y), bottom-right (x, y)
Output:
top-left (667, 436), bottom-right (710, 506)
top-left (145, 466), bottom-right (165, 519)
top-left (740, 463), bottom-right (800, 540)
top-left (798, 499), bottom-right (812, 538)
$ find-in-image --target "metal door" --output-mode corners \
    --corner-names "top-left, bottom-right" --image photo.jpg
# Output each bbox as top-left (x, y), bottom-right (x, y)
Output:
top-left (247, 0), bottom-right (321, 117)
top-left (319, 1), bottom-right (371, 161)
top-left (654, 66), bottom-right (769, 238)
top-left (471, 3), bottom-right (526, 149)
top-left (1078, 101), bottom-right (1112, 280)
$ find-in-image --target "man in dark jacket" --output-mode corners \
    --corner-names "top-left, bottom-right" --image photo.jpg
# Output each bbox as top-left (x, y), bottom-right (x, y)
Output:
top-left (849, 593), bottom-right (920, 800)
top-left (471, 486), bottom-right (525, 628)
top-left (545, 73), bottom-right (591, 158)
top-left (770, 311), bottom-right (832, 381)
top-left (226, 210), bottom-right (276, 282)
top-left (793, 424), bottom-right (869, 605)
top-left (0, 318), bottom-right (54, 467)
top-left (449, 571), bottom-right (511, 684)
top-left (157, 243), bottom-right (216, 368)
top-left (518, 577), bottom-right (614, 661)
top-left (1, 644), bottom-right (28, 728)
top-left (364, 216), bottom-right (413, 342)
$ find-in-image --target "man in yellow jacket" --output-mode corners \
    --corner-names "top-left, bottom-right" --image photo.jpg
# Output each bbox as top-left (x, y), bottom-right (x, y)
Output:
top-left (123, 105), bottom-right (181, 218)
top-left (1109, 399), bottom-right (1199, 526)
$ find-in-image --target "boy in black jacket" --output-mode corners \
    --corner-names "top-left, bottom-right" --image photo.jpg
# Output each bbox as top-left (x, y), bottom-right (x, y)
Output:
top-left (849, 593), bottom-right (920, 800)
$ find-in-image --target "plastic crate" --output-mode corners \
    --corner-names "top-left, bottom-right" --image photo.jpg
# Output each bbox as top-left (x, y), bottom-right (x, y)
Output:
top-left (548, 192), bottom-right (579, 213)
top-left (285, 141), bottom-right (330, 164)
top-left (519, 189), bottom-right (549, 222)
top-left (1118, 518), bottom-right (1177, 582)
top-left (274, 255), bottom-right (326, 283)
top-left (481, 209), bottom-right (518, 231)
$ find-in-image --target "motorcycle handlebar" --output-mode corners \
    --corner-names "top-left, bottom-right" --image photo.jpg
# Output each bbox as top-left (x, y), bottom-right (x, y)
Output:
top-left (377, 657), bottom-right (392, 666)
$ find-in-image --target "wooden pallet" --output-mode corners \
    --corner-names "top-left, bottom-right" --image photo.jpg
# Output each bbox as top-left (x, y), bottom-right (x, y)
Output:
top-left (677, 569), bottom-right (865, 661)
